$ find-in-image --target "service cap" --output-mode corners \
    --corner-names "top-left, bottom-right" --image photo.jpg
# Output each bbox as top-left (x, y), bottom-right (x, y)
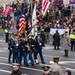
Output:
top-left (53, 56), bottom-right (59, 60)
top-left (12, 63), bottom-right (20, 67)
top-left (42, 66), bottom-right (50, 71)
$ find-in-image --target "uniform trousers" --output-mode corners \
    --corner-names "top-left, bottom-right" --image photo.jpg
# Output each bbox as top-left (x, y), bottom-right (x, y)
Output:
top-left (26, 51), bottom-right (34, 65)
top-left (36, 46), bottom-right (44, 63)
top-left (8, 50), bottom-right (12, 62)
top-left (20, 51), bottom-right (28, 65)
top-left (12, 52), bottom-right (20, 64)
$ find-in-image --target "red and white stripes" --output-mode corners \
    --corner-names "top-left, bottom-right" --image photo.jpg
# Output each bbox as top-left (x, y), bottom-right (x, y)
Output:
top-left (18, 15), bottom-right (26, 37)
top-left (42, 0), bottom-right (50, 15)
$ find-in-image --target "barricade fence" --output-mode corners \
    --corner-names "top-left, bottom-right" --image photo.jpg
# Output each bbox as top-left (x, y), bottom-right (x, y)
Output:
top-left (0, 29), bottom-right (63, 46)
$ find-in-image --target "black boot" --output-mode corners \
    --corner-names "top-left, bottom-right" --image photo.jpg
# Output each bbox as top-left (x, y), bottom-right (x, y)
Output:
top-left (64, 50), bottom-right (68, 57)
top-left (65, 50), bottom-right (68, 57)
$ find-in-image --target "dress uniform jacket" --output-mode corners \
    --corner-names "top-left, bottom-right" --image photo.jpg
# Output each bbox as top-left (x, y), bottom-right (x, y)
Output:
top-left (11, 70), bottom-right (23, 75)
top-left (19, 40), bottom-right (26, 52)
top-left (10, 38), bottom-right (19, 53)
top-left (50, 63), bottom-right (63, 75)
top-left (28, 38), bottom-right (36, 51)
top-left (8, 38), bottom-right (13, 51)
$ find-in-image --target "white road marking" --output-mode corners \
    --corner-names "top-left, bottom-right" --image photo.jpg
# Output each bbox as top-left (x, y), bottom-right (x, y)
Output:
top-left (3, 48), bottom-right (8, 49)
top-left (0, 62), bottom-right (43, 72)
top-left (0, 40), bottom-right (5, 42)
top-left (0, 69), bottom-right (11, 73)
top-left (49, 61), bottom-right (75, 64)
top-left (0, 57), bottom-right (8, 60)
top-left (0, 51), bottom-right (7, 52)
top-left (44, 54), bottom-right (75, 61)
top-left (1, 54), bottom-right (75, 64)
top-left (66, 68), bottom-right (75, 72)
top-left (0, 61), bottom-right (75, 73)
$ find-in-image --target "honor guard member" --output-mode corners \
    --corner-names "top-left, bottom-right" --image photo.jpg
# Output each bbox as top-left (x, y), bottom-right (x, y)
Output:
top-left (42, 66), bottom-right (50, 75)
top-left (11, 34), bottom-right (20, 64)
top-left (28, 35), bottom-right (37, 64)
top-left (25, 37), bottom-right (34, 66)
top-left (35, 33), bottom-right (45, 64)
top-left (18, 36), bottom-right (28, 66)
top-left (50, 56), bottom-right (63, 75)
top-left (8, 33), bottom-right (14, 63)
top-left (11, 63), bottom-right (24, 75)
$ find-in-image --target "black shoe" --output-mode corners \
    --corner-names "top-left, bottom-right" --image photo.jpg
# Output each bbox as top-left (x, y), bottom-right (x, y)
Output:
top-left (42, 62), bottom-right (46, 64)
top-left (25, 64), bottom-right (29, 67)
top-left (31, 64), bottom-right (34, 66)
top-left (8, 61), bottom-right (11, 63)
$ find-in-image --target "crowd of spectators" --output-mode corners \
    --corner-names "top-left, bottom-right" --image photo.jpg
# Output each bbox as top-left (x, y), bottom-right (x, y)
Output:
top-left (0, 0), bottom-right (75, 35)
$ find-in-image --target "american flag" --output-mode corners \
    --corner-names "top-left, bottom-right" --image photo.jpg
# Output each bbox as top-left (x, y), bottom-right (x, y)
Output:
top-left (3, 5), bottom-right (13, 17)
top-left (42, 0), bottom-right (50, 15)
top-left (18, 15), bottom-right (26, 37)
top-left (50, 0), bottom-right (55, 8)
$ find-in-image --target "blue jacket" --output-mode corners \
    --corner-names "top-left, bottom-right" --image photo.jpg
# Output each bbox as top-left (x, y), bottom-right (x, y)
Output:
top-left (11, 39), bottom-right (19, 53)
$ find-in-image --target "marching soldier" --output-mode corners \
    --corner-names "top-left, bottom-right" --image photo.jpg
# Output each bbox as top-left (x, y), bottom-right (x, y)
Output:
top-left (25, 37), bottom-right (34, 66)
top-left (35, 33), bottom-right (45, 64)
top-left (50, 56), bottom-right (63, 75)
top-left (18, 36), bottom-right (28, 66)
top-left (42, 66), bottom-right (50, 75)
top-left (8, 33), bottom-right (14, 63)
top-left (28, 35), bottom-right (37, 64)
top-left (10, 34), bottom-right (20, 64)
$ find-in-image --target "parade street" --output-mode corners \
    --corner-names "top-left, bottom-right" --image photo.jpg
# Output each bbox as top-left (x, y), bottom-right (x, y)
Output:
top-left (0, 37), bottom-right (75, 75)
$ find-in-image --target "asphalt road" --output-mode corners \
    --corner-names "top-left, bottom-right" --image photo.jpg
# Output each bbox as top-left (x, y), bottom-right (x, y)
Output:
top-left (0, 36), bottom-right (75, 75)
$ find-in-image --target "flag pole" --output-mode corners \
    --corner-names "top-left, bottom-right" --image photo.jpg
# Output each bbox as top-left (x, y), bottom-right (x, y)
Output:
top-left (30, 0), bottom-right (33, 13)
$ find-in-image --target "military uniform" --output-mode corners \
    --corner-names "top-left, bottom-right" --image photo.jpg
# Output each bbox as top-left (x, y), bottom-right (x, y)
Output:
top-left (25, 38), bottom-right (34, 66)
top-left (19, 38), bottom-right (28, 66)
top-left (11, 63), bottom-right (24, 75)
top-left (35, 33), bottom-right (45, 64)
top-left (42, 66), bottom-right (50, 75)
top-left (8, 38), bottom-right (13, 63)
top-left (28, 36), bottom-right (37, 63)
top-left (10, 36), bottom-right (20, 64)
top-left (49, 57), bottom-right (63, 75)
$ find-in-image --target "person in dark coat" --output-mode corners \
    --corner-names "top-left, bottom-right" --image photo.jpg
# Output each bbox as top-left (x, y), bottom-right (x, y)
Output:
top-left (42, 66), bottom-right (50, 75)
top-left (11, 63), bottom-right (24, 75)
top-left (10, 35), bottom-right (20, 64)
top-left (25, 37), bottom-right (34, 66)
top-left (18, 37), bottom-right (28, 66)
top-left (28, 35), bottom-right (37, 64)
top-left (8, 33), bottom-right (14, 63)
top-left (53, 30), bottom-right (60, 50)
